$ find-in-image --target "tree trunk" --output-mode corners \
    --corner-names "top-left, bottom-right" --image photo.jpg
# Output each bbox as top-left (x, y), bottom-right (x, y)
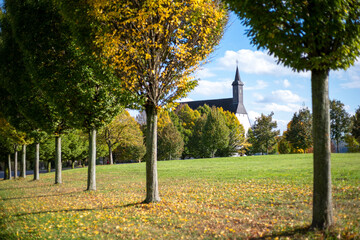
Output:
top-left (108, 142), bottom-right (113, 165)
top-left (144, 103), bottom-right (161, 203)
top-left (20, 145), bottom-right (26, 178)
top-left (34, 143), bottom-right (40, 181)
top-left (7, 153), bottom-right (12, 180)
top-left (14, 150), bottom-right (18, 178)
top-left (87, 128), bottom-right (97, 191)
top-left (311, 69), bottom-right (333, 229)
top-left (55, 136), bottom-right (62, 184)
top-left (336, 140), bottom-right (339, 153)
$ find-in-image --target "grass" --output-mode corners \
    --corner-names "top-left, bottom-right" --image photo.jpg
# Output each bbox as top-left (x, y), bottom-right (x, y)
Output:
top-left (0, 153), bottom-right (359, 239)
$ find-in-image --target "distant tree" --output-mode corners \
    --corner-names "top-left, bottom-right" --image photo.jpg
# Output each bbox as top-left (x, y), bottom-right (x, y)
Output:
top-left (157, 111), bottom-right (184, 160)
top-left (176, 104), bottom-right (201, 158)
top-left (351, 106), bottom-right (360, 142)
top-left (201, 107), bottom-right (230, 158)
top-left (216, 109), bottom-right (246, 157)
top-left (285, 108), bottom-right (312, 153)
top-left (344, 134), bottom-right (360, 153)
top-left (278, 136), bottom-right (291, 154)
top-left (330, 100), bottom-right (351, 153)
top-left (226, 0), bottom-right (360, 229)
top-left (187, 115), bottom-right (207, 158)
top-left (99, 110), bottom-right (144, 164)
top-left (250, 113), bottom-right (279, 155)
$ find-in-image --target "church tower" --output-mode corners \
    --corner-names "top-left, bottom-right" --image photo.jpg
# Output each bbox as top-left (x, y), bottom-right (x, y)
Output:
top-left (232, 66), bottom-right (251, 135)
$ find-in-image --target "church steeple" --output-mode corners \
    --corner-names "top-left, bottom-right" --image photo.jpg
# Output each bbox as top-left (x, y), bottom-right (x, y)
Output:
top-left (232, 65), bottom-right (244, 105)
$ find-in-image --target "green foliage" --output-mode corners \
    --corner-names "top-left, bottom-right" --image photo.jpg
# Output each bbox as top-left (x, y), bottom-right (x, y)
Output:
top-left (277, 136), bottom-right (291, 154)
top-left (248, 112), bottom-right (280, 155)
top-left (226, 0), bottom-right (360, 72)
top-left (157, 111), bottom-right (184, 161)
top-left (285, 107), bottom-right (313, 153)
top-left (344, 134), bottom-right (360, 153)
top-left (330, 99), bottom-right (351, 152)
top-left (351, 106), bottom-right (360, 141)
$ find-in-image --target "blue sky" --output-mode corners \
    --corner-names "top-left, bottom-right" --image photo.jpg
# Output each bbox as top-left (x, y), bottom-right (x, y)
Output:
top-left (185, 13), bottom-right (360, 133)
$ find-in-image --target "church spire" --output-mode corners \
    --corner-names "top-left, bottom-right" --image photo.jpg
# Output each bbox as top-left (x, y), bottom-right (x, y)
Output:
top-left (232, 65), bottom-right (244, 105)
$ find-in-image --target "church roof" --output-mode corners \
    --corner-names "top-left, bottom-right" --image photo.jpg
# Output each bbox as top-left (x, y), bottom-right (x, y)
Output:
top-left (181, 97), bottom-right (247, 114)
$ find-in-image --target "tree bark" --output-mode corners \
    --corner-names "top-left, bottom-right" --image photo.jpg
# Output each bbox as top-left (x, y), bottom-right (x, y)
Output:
top-left (34, 143), bottom-right (40, 181)
top-left (14, 150), bottom-right (18, 178)
top-left (7, 153), bottom-right (12, 180)
top-left (108, 142), bottom-right (113, 165)
top-left (55, 136), bottom-right (62, 184)
top-left (311, 69), bottom-right (333, 229)
top-left (20, 145), bottom-right (26, 178)
top-left (336, 140), bottom-right (339, 153)
top-left (87, 128), bottom-right (97, 191)
top-left (144, 103), bottom-right (161, 203)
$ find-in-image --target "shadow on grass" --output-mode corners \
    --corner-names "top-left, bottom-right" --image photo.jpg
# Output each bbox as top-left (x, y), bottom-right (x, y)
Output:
top-left (1, 190), bottom-right (82, 201)
top-left (250, 226), bottom-right (312, 240)
top-left (12, 201), bottom-right (144, 218)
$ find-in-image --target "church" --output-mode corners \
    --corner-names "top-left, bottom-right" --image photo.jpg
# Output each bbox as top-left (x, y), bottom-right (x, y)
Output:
top-left (181, 66), bottom-right (251, 134)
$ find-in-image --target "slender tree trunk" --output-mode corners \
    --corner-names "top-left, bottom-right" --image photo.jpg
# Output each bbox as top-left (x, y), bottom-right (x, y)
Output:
top-left (34, 143), bottom-right (40, 181)
top-left (336, 140), bottom-right (339, 153)
top-left (108, 142), bottom-right (113, 165)
top-left (55, 136), bottom-right (62, 184)
top-left (144, 103), bottom-right (161, 203)
top-left (7, 153), bottom-right (12, 180)
top-left (20, 145), bottom-right (26, 178)
top-left (14, 150), bottom-right (18, 178)
top-left (311, 69), bottom-right (333, 229)
top-left (87, 128), bottom-right (97, 191)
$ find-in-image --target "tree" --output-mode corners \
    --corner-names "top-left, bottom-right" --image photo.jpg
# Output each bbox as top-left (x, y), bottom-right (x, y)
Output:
top-left (6, 0), bottom-right (124, 190)
top-left (226, 0), bottom-right (360, 229)
top-left (201, 107), bottom-right (230, 158)
top-left (277, 136), bottom-right (291, 154)
top-left (216, 109), bottom-right (246, 157)
top-left (250, 113), bottom-right (279, 155)
top-left (65, 0), bottom-right (228, 202)
top-left (157, 111), bottom-right (184, 160)
top-left (330, 100), bottom-right (351, 153)
top-left (351, 106), bottom-right (360, 142)
top-left (99, 110), bottom-right (144, 164)
top-left (176, 104), bottom-right (201, 158)
top-left (285, 108), bottom-right (313, 153)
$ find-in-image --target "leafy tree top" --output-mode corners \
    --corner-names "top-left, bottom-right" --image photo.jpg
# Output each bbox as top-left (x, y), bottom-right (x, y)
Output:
top-left (63, 0), bottom-right (228, 109)
top-left (226, 0), bottom-right (360, 71)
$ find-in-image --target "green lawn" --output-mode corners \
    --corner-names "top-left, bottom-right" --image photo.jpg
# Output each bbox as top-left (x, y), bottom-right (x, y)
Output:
top-left (0, 153), bottom-right (359, 239)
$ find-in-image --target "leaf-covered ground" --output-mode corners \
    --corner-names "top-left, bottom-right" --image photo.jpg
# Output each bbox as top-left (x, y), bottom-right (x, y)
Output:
top-left (0, 153), bottom-right (359, 239)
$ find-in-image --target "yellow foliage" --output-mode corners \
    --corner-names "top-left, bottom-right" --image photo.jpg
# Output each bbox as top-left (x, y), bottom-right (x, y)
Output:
top-left (88, 0), bottom-right (228, 108)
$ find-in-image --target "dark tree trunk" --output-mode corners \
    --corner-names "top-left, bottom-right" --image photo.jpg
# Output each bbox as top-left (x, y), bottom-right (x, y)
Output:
top-left (55, 136), bottom-right (62, 184)
top-left (336, 140), bottom-right (339, 153)
top-left (87, 128), bottom-right (97, 191)
top-left (34, 143), bottom-right (40, 181)
top-left (14, 150), bottom-right (18, 178)
top-left (108, 142), bottom-right (113, 165)
top-left (20, 145), bottom-right (26, 178)
top-left (311, 69), bottom-right (333, 229)
top-left (6, 153), bottom-right (12, 180)
top-left (144, 103), bottom-right (160, 203)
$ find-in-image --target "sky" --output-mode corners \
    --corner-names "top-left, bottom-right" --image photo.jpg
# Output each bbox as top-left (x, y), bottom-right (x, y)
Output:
top-left (183, 13), bottom-right (360, 134)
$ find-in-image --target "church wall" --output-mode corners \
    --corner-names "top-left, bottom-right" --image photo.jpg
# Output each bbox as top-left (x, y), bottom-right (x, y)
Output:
top-left (236, 113), bottom-right (251, 136)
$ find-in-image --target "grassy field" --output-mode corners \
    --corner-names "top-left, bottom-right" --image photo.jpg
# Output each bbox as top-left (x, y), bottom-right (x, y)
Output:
top-left (0, 153), bottom-right (359, 239)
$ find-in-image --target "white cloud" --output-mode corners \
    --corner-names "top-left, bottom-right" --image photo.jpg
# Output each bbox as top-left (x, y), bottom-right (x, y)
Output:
top-left (178, 97), bottom-right (193, 103)
top-left (256, 90), bottom-right (303, 104)
top-left (245, 80), bottom-right (269, 90)
top-left (283, 79), bottom-right (291, 88)
top-left (218, 49), bottom-right (310, 78)
top-left (192, 80), bottom-right (232, 97)
top-left (261, 103), bottom-right (302, 113)
top-left (196, 67), bottom-right (216, 79)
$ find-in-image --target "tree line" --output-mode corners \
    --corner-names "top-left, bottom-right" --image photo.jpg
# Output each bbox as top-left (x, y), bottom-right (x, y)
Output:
top-left (1, 0), bottom-right (360, 230)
